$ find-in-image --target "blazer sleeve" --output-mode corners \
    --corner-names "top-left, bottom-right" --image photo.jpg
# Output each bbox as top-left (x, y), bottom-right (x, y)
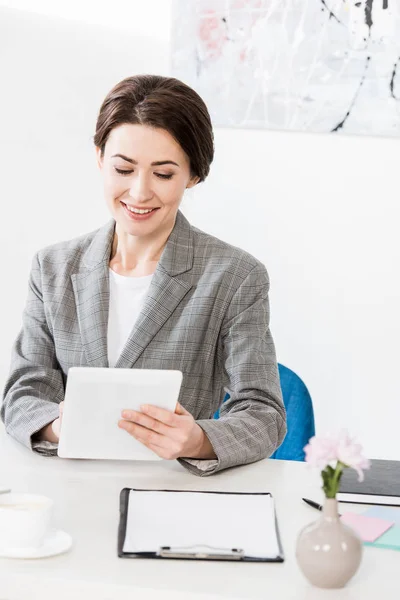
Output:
top-left (181, 263), bottom-right (287, 476)
top-left (1, 252), bottom-right (63, 450)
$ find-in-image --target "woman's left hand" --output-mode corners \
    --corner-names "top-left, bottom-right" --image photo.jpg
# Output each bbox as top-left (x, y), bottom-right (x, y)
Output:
top-left (118, 403), bottom-right (216, 460)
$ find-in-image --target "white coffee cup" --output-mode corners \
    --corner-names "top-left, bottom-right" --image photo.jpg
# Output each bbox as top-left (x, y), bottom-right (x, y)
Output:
top-left (0, 493), bottom-right (53, 549)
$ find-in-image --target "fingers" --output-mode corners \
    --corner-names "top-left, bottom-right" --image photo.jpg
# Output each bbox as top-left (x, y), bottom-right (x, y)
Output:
top-left (121, 404), bottom-right (191, 425)
top-left (137, 405), bottom-right (181, 427)
top-left (51, 417), bottom-right (61, 440)
top-left (58, 402), bottom-right (64, 437)
top-left (130, 428), bottom-right (182, 460)
top-left (121, 410), bottom-right (170, 436)
top-left (118, 404), bottom-right (194, 461)
top-left (118, 420), bottom-right (172, 451)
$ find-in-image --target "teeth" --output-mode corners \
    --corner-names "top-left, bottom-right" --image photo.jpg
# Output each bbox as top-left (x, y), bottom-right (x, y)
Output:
top-left (125, 205), bottom-right (154, 214)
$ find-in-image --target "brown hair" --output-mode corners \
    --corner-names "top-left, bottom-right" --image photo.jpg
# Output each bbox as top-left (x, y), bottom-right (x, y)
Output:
top-left (93, 74), bottom-right (214, 182)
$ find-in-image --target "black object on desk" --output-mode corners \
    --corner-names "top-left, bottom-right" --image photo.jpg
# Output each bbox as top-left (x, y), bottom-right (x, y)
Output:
top-left (302, 498), bottom-right (323, 511)
top-left (337, 459), bottom-right (400, 506)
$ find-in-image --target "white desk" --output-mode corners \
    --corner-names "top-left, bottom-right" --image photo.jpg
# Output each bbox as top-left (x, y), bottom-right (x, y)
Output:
top-left (0, 429), bottom-right (398, 600)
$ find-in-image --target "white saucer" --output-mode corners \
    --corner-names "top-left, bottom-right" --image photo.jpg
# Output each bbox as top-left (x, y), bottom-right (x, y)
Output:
top-left (0, 529), bottom-right (72, 559)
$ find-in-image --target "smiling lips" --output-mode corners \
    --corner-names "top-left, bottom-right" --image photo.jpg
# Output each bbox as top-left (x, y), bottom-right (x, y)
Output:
top-left (121, 201), bottom-right (160, 220)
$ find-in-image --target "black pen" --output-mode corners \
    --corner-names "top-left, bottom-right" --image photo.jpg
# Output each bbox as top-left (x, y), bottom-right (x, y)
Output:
top-left (302, 497), bottom-right (342, 516)
top-left (302, 497), bottom-right (323, 511)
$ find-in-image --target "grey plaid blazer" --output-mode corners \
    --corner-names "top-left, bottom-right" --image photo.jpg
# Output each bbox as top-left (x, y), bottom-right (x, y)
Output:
top-left (1, 211), bottom-right (286, 476)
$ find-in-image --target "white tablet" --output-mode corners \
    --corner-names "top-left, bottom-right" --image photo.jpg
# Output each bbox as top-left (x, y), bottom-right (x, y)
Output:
top-left (58, 367), bottom-right (183, 461)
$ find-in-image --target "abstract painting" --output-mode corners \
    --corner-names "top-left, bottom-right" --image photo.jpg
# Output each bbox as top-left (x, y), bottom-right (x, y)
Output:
top-left (171, 0), bottom-right (400, 136)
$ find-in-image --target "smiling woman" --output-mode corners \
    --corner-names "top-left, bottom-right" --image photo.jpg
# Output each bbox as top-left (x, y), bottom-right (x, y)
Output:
top-left (1, 74), bottom-right (287, 476)
top-left (97, 123), bottom-right (198, 273)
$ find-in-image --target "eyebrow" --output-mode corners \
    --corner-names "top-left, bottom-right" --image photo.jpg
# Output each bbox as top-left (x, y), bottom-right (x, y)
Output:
top-left (111, 154), bottom-right (180, 167)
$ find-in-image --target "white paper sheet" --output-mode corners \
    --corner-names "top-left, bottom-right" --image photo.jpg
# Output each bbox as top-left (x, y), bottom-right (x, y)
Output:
top-left (122, 490), bottom-right (281, 559)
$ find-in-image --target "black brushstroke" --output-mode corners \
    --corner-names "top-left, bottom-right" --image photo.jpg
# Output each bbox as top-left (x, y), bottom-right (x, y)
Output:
top-left (319, 0), bottom-right (343, 24)
top-left (383, 0), bottom-right (388, 9)
top-left (355, 2), bottom-right (361, 6)
top-left (390, 58), bottom-right (400, 100)
top-left (331, 56), bottom-right (371, 132)
top-left (365, 0), bottom-right (374, 31)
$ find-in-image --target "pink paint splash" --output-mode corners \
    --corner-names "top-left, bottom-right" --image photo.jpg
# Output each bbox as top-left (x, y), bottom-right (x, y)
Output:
top-left (198, 10), bottom-right (227, 60)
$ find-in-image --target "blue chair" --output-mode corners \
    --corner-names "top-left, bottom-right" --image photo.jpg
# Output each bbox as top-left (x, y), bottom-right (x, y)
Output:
top-left (215, 363), bottom-right (315, 461)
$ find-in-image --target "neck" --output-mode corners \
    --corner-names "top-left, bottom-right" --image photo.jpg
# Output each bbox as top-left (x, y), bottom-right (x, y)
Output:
top-left (322, 498), bottom-right (339, 521)
top-left (110, 218), bottom-right (175, 276)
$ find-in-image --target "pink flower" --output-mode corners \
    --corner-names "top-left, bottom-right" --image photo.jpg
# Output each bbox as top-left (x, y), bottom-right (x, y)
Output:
top-left (304, 435), bottom-right (337, 469)
top-left (304, 430), bottom-right (370, 481)
top-left (335, 430), bottom-right (371, 481)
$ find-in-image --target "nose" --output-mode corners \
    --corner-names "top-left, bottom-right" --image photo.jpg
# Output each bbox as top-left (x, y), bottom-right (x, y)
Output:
top-left (128, 173), bottom-right (153, 203)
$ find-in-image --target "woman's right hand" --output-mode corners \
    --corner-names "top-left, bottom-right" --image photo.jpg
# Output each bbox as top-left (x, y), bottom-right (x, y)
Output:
top-left (37, 401), bottom-right (64, 443)
top-left (51, 401), bottom-right (64, 440)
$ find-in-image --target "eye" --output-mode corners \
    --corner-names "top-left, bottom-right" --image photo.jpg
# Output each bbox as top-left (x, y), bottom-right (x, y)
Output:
top-left (114, 168), bottom-right (173, 180)
top-left (114, 168), bottom-right (133, 176)
top-left (155, 173), bottom-right (173, 180)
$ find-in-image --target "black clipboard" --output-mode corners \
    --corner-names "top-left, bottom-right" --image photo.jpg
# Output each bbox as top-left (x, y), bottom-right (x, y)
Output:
top-left (117, 488), bottom-right (284, 562)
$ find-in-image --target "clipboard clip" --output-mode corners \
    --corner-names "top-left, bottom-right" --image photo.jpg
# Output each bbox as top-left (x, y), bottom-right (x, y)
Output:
top-left (158, 544), bottom-right (244, 560)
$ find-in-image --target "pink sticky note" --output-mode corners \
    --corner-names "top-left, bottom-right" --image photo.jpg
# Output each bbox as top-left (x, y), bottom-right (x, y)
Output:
top-left (340, 512), bottom-right (394, 543)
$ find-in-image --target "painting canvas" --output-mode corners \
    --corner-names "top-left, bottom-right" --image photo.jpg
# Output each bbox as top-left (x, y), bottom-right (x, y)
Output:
top-left (171, 0), bottom-right (400, 136)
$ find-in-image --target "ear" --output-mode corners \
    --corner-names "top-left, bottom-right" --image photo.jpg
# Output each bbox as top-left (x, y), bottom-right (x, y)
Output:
top-left (95, 147), bottom-right (104, 171)
top-left (186, 175), bottom-right (200, 189)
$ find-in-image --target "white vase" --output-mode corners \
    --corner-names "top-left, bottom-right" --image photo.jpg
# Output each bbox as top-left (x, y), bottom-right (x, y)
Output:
top-left (295, 498), bottom-right (362, 589)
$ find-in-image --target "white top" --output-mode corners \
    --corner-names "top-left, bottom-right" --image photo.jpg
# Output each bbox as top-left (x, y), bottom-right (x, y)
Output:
top-left (107, 269), bottom-right (153, 368)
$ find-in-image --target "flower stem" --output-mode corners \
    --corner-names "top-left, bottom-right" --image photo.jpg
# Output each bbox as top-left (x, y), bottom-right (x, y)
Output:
top-left (322, 461), bottom-right (346, 498)
top-left (331, 461), bottom-right (344, 496)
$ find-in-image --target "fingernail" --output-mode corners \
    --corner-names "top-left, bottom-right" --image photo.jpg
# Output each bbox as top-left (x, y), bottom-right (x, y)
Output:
top-left (122, 411), bottom-right (131, 419)
top-left (141, 405), bottom-right (149, 413)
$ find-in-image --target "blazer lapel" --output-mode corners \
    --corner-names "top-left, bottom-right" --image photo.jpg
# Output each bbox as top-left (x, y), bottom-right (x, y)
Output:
top-left (71, 219), bottom-right (116, 367)
top-left (114, 211), bottom-right (194, 369)
top-left (71, 211), bottom-right (194, 369)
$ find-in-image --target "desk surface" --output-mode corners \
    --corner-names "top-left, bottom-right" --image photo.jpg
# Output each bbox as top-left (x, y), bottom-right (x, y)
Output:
top-left (0, 429), bottom-right (398, 600)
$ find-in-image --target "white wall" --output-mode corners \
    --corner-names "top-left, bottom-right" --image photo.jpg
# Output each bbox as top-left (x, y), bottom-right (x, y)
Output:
top-left (1, 1), bottom-right (399, 459)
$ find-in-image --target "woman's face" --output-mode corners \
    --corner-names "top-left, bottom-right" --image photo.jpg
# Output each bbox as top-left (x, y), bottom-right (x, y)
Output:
top-left (96, 124), bottom-right (198, 238)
